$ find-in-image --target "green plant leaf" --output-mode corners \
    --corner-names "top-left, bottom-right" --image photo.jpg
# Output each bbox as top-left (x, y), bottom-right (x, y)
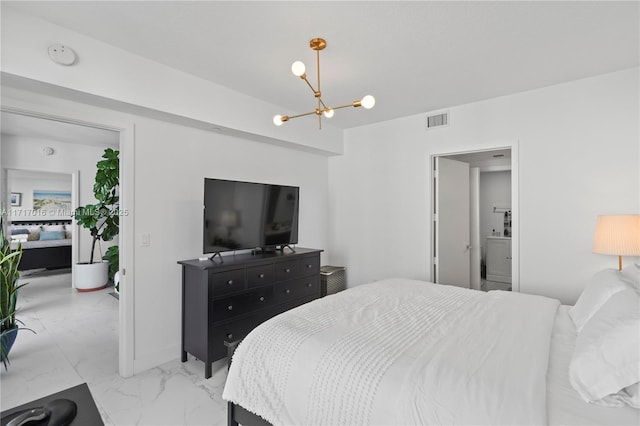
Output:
top-left (74, 148), bottom-right (120, 264)
top-left (102, 245), bottom-right (119, 282)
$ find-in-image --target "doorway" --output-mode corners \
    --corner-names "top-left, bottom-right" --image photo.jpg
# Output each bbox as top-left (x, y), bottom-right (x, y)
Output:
top-left (431, 146), bottom-right (519, 292)
top-left (0, 107), bottom-right (133, 376)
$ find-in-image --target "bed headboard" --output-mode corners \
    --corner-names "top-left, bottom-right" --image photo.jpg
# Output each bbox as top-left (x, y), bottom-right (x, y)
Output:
top-left (11, 220), bottom-right (72, 227)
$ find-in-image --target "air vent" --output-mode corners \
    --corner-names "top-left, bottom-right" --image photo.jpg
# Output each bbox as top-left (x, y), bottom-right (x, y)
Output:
top-left (426, 112), bottom-right (449, 130)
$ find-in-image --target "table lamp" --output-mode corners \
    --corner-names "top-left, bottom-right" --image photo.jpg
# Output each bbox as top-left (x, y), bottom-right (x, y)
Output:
top-left (593, 214), bottom-right (640, 270)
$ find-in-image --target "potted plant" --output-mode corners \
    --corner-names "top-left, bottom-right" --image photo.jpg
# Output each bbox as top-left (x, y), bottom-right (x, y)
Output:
top-left (102, 245), bottom-right (119, 293)
top-left (74, 148), bottom-right (120, 292)
top-left (0, 215), bottom-right (33, 369)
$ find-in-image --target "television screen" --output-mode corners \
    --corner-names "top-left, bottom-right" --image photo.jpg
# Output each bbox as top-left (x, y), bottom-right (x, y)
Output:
top-left (203, 178), bottom-right (299, 254)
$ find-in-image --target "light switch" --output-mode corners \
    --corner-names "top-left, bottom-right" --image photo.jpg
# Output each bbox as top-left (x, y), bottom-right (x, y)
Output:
top-left (141, 233), bottom-right (150, 246)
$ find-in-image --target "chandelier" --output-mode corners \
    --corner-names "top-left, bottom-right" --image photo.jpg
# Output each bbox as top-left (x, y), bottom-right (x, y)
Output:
top-left (273, 38), bottom-right (375, 129)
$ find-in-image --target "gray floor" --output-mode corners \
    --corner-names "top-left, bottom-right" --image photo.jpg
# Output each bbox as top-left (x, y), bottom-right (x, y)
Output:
top-left (1, 270), bottom-right (229, 425)
top-left (481, 278), bottom-right (512, 292)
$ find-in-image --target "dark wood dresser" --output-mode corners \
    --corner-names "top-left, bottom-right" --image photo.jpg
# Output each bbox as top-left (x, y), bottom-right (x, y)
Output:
top-left (178, 248), bottom-right (322, 378)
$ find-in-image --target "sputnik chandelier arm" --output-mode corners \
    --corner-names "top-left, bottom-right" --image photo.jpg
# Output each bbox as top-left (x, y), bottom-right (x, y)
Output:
top-left (273, 38), bottom-right (375, 129)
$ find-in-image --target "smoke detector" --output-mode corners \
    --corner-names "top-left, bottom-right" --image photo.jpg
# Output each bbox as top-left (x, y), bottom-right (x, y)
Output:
top-left (48, 44), bottom-right (77, 66)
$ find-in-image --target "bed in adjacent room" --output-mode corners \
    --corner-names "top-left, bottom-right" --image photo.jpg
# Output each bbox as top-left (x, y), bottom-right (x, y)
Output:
top-left (223, 268), bottom-right (640, 426)
top-left (10, 220), bottom-right (72, 271)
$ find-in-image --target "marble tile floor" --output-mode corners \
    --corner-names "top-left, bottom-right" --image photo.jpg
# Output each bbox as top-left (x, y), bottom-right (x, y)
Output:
top-left (481, 278), bottom-right (512, 292)
top-left (1, 270), bottom-right (229, 425)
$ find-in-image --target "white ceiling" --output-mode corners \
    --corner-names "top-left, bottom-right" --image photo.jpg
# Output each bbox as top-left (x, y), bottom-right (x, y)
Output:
top-left (3, 1), bottom-right (638, 130)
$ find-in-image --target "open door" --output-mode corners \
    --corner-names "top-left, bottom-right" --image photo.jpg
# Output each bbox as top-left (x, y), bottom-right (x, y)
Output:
top-left (434, 157), bottom-right (470, 288)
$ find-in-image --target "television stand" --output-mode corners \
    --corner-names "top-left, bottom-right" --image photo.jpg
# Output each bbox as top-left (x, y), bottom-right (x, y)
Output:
top-left (178, 247), bottom-right (323, 378)
top-left (209, 252), bottom-right (224, 263)
top-left (256, 245), bottom-right (296, 254)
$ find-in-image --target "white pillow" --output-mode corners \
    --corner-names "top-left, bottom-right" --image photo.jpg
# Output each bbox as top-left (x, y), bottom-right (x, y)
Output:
top-left (569, 269), bottom-right (630, 332)
top-left (621, 263), bottom-right (640, 290)
top-left (24, 226), bottom-right (42, 241)
top-left (569, 288), bottom-right (640, 408)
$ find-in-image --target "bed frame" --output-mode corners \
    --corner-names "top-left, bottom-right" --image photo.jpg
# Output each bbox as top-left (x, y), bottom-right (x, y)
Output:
top-left (228, 402), bottom-right (272, 426)
top-left (225, 340), bottom-right (273, 426)
top-left (12, 220), bottom-right (72, 271)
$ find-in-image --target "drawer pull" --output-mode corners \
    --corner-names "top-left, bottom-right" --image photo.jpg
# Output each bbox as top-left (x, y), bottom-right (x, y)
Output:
top-left (228, 305), bottom-right (233, 311)
top-left (307, 282), bottom-right (312, 288)
top-left (227, 280), bottom-right (233, 285)
top-left (306, 264), bottom-right (312, 269)
top-left (285, 268), bottom-right (291, 273)
top-left (227, 333), bottom-right (233, 339)
top-left (258, 273), bottom-right (265, 278)
top-left (285, 289), bottom-right (291, 294)
top-left (259, 296), bottom-right (265, 302)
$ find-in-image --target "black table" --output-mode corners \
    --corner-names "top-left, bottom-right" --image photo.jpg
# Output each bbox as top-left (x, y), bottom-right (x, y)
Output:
top-left (1, 383), bottom-right (104, 426)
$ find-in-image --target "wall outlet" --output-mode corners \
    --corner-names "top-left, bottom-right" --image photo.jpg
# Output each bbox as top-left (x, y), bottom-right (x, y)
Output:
top-left (141, 233), bottom-right (150, 246)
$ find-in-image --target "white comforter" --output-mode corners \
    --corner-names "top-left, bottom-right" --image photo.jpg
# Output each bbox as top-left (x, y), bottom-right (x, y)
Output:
top-left (223, 278), bottom-right (560, 425)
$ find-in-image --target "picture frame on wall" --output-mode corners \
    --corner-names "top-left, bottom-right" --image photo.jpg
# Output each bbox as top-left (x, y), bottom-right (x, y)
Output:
top-left (10, 192), bottom-right (22, 207)
top-left (33, 190), bottom-right (71, 211)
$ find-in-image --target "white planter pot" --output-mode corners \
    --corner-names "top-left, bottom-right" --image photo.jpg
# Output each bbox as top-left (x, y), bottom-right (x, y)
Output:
top-left (74, 262), bottom-right (109, 292)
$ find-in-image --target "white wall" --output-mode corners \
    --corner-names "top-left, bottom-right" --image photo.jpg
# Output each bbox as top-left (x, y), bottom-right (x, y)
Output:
top-left (133, 120), bottom-right (328, 367)
top-left (1, 87), bottom-right (330, 374)
top-left (328, 68), bottom-right (640, 304)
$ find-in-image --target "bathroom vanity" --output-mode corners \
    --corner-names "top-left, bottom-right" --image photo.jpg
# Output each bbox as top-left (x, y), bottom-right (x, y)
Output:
top-left (486, 236), bottom-right (512, 283)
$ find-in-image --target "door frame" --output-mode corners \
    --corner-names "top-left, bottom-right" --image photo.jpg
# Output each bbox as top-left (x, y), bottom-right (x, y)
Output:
top-left (1, 104), bottom-right (136, 377)
top-left (430, 141), bottom-right (520, 292)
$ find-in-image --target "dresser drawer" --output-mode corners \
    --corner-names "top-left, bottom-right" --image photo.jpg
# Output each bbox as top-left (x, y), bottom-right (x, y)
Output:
top-left (275, 259), bottom-right (299, 281)
top-left (211, 287), bottom-right (274, 323)
top-left (298, 255), bottom-right (320, 276)
top-left (210, 269), bottom-right (245, 295)
top-left (274, 276), bottom-right (320, 303)
top-left (247, 264), bottom-right (274, 289)
top-left (210, 313), bottom-right (270, 360)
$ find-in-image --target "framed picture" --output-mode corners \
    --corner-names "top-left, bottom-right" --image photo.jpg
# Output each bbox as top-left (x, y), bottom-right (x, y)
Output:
top-left (33, 190), bottom-right (72, 211)
top-left (10, 192), bottom-right (22, 207)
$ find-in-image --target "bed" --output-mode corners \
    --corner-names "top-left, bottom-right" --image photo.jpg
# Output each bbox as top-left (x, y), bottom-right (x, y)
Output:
top-left (223, 270), bottom-right (640, 425)
top-left (10, 220), bottom-right (72, 271)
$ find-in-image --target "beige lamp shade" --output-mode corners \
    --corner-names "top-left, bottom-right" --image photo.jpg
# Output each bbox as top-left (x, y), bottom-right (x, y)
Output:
top-left (593, 215), bottom-right (640, 270)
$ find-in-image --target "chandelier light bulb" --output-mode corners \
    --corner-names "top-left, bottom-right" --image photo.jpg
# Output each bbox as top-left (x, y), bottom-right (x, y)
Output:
top-left (275, 38), bottom-right (375, 129)
top-left (361, 95), bottom-right (376, 109)
top-left (291, 61), bottom-right (306, 77)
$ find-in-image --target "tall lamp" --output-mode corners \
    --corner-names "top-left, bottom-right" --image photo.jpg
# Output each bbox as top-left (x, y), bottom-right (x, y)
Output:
top-left (593, 214), bottom-right (640, 271)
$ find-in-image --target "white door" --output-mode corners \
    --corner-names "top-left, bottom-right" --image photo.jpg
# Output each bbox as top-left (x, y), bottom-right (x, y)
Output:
top-left (434, 157), bottom-right (470, 288)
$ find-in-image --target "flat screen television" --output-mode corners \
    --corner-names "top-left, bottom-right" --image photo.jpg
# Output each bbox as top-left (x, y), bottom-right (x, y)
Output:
top-left (203, 178), bottom-right (299, 255)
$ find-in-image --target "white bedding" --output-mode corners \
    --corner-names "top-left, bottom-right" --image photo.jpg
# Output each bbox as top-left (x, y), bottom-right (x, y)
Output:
top-left (547, 305), bottom-right (639, 425)
top-left (223, 278), bottom-right (560, 425)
